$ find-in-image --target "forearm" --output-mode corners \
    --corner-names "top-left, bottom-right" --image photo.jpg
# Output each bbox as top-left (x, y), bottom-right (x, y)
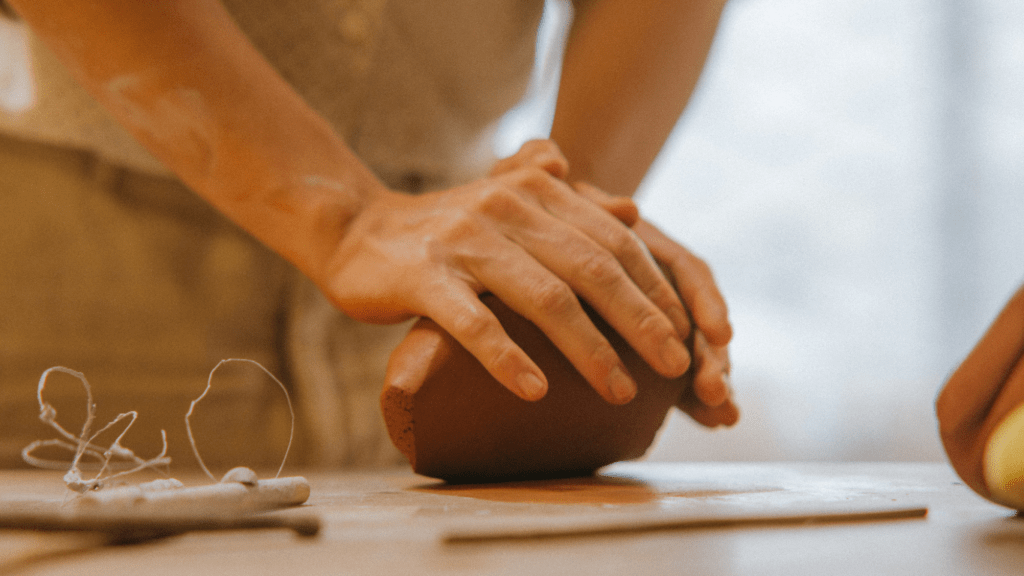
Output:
top-left (8, 0), bottom-right (386, 281)
top-left (551, 0), bottom-right (726, 197)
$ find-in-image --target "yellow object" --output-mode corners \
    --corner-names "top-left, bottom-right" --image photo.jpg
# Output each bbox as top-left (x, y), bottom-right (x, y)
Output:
top-left (983, 402), bottom-right (1024, 509)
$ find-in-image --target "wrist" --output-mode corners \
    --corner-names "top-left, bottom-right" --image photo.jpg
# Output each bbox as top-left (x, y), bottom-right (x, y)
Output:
top-left (240, 160), bottom-right (391, 286)
top-left (193, 118), bottom-right (391, 284)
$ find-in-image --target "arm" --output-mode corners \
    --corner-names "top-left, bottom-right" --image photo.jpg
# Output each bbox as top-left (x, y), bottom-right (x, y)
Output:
top-left (9, 0), bottom-right (694, 405)
top-left (553, 0), bottom-right (737, 424)
top-left (10, 0), bottom-right (376, 279)
top-left (936, 284), bottom-right (1024, 500)
top-left (552, 0), bottom-right (726, 200)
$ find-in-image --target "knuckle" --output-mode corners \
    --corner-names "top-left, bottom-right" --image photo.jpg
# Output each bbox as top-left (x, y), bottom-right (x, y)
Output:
top-left (635, 308), bottom-right (673, 339)
top-left (449, 308), bottom-right (494, 343)
top-left (593, 226), bottom-right (645, 270)
top-left (529, 280), bottom-right (578, 316)
top-left (547, 152), bottom-right (569, 171)
top-left (489, 157), bottom-right (514, 176)
top-left (438, 211), bottom-right (483, 244)
top-left (532, 141), bottom-right (569, 172)
top-left (608, 228), bottom-right (646, 262)
top-left (698, 349), bottom-right (725, 376)
top-left (487, 343), bottom-right (520, 374)
top-left (579, 250), bottom-right (622, 289)
top-left (687, 256), bottom-right (716, 286)
top-left (475, 185), bottom-right (522, 217)
top-left (519, 166), bottom-right (553, 190)
top-left (647, 280), bottom-right (682, 309)
top-left (671, 255), bottom-right (716, 298)
top-left (587, 340), bottom-right (620, 372)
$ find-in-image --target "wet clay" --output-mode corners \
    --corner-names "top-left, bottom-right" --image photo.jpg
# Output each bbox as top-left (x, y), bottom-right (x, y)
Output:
top-left (380, 294), bottom-right (690, 483)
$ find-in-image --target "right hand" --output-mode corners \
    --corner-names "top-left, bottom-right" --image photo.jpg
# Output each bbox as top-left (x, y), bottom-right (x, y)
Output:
top-left (318, 141), bottom-right (694, 405)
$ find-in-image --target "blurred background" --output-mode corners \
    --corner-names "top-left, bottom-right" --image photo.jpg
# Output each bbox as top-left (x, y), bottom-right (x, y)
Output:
top-left (4, 0), bottom-right (1021, 463)
top-left (500, 0), bottom-right (1024, 462)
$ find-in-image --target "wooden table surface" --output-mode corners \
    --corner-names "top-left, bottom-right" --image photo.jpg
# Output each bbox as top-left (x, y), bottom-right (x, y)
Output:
top-left (1, 462), bottom-right (1021, 575)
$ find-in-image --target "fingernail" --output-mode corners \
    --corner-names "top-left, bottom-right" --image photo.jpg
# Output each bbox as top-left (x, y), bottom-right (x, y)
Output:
top-left (721, 372), bottom-right (733, 397)
top-left (607, 365), bottom-right (636, 404)
top-left (516, 372), bottom-right (547, 400)
top-left (662, 336), bottom-right (691, 376)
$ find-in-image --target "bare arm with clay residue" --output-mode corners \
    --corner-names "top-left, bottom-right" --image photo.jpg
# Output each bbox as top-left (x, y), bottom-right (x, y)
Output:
top-left (8, 0), bottom-right (729, 411)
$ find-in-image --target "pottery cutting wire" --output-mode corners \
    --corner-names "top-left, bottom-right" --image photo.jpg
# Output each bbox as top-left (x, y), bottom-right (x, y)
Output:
top-left (4, 360), bottom-right (320, 543)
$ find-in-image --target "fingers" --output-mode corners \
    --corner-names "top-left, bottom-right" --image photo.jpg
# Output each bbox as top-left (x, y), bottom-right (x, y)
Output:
top-left (677, 330), bottom-right (738, 427)
top-left (678, 381), bottom-right (739, 427)
top-left (483, 179), bottom-right (692, 382)
top-left (465, 236), bottom-right (641, 405)
top-left (493, 142), bottom-right (692, 358)
top-left (491, 142), bottom-right (637, 226)
top-left (633, 219), bottom-right (732, 347)
top-left (568, 183), bottom-right (687, 339)
top-left (418, 282), bottom-right (550, 402)
top-left (573, 181), bottom-right (640, 227)
top-left (678, 393), bottom-right (740, 428)
top-left (515, 176), bottom-right (693, 362)
top-left (489, 139), bottom-right (569, 180)
top-left (415, 225), bottom-right (644, 405)
top-left (691, 330), bottom-right (731, 407)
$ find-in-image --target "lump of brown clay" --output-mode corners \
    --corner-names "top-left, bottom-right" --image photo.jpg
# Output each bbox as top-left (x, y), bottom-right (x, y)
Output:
top-left (380, 294), bottom-right (690, 483)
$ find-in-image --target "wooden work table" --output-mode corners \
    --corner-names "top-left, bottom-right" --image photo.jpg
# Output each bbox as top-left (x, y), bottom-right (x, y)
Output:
top-left (1, 462), bottom-right (1021, 575)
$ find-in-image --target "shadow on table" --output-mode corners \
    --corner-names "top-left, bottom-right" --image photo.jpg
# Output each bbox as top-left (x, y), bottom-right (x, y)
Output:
top-left (413, 474), bottom-right (781, 505)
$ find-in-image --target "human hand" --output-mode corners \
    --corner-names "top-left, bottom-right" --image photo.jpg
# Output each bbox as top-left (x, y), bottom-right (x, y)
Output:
top-left (937, 283), bottom-right (1024, 503)
top-left (489, 140), bottom-right (738, 426)
top-left (320, 140), bottom-right (694, 406)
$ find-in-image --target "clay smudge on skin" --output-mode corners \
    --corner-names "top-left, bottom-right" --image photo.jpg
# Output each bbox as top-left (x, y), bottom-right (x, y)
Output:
top-left (104, 74), bottom-right (215, 178)
top-left (0, 19), bottom-right (34, 113)
top-left (302, 175), bottom-right (348, 193)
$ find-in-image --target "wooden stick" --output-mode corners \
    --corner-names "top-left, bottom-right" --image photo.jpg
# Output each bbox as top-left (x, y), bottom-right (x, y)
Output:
top-left (443, 503), bottom-right (929, 542)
